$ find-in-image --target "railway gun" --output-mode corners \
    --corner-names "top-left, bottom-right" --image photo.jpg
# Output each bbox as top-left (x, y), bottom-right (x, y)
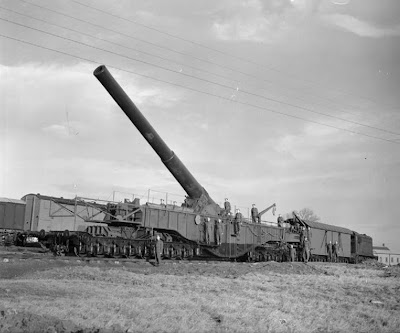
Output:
top-left (0, 65), bottom-right (375, 264)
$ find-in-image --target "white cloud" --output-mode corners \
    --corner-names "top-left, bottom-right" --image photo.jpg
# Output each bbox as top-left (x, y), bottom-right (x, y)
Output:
top-left (211, 0), bottom-right (295, 42)
top-left (322, 14), bottom-right (400, 38)
top-left (42, 124), bottom-right (70, 138)
top-left (274, 122), bottom-right (343, 159)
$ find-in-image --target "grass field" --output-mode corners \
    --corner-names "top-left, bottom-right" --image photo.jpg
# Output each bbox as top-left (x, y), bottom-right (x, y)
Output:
top-left (0, 255), bottom-right (399, 333)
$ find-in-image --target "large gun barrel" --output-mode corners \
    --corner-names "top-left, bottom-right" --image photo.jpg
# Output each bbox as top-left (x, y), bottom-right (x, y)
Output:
top-left (94, 65), bottom-right (209, 202)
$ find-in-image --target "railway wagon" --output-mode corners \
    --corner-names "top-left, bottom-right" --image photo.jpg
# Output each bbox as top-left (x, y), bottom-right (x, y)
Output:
top-left (102, 200), bottom-right (298, 260)
top-left (352, 232), bottom-right (374, 261)
top-left (0, 198), bottom-right (26, 231)
top-left (20, 194), bottom-right (108, 232)
top-left (304, 221), bottom-right (352, 262)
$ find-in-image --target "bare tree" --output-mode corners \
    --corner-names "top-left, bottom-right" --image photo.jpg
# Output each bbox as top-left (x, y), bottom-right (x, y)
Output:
top-left (294, 208), bottom-right (321, 223)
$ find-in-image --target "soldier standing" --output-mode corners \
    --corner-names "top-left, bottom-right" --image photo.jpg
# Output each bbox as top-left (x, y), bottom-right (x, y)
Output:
top-left (300, 227), bottom-right (305, 246)
top-left (332, 241), bottom-right (338, 263)
top-left (155, 234), bottom-right (163, 266)
top-left (251, 204), bottom-right (259, 223)
top-left (215, 219), bottom-right (222, 245)
top-left (224, 198), bottom-right (231, 215)
top-left (277, 214), bottom-right (284, 227)
top-left (303, 237), bottom-right (311, 263)
top-left (204, 217), bottom-right (211, 244)
top-left (234, 209), bottom-right (242, 236)
top-left (327, 241), bottom-right (333, 262)
top-left (289, 244), bottom-right (295, 262)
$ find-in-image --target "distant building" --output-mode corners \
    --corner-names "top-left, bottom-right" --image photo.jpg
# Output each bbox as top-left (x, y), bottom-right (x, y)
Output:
top-left (373, 244), bottom-right (400, 266)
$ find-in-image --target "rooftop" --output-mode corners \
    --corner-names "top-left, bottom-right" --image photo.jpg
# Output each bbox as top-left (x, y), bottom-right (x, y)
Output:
top-left (0, 197), bottom-right (26, 205)
top-left (373, 246), bottom-right (390, 251)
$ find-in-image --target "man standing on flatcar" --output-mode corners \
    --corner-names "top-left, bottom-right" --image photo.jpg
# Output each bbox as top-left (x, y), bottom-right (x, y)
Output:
top-left (300, 227), bottom-right (305, 246)
top-left (327, 241), bottom-right (333, 262)
top-left (251, 204), bottom-right (259, 223)
top-left (204, 217), bottom-right (211, 244)
top-left (224, 198), bottom-right (231, 215)
top-left (215, 219), bottom-right (222, 245)
top-left (155, 234), bottom-right (163, 266)
top-left (277, 214), bottom-right (284, 227)
top-left (234, 209), bottom-right (242, 236)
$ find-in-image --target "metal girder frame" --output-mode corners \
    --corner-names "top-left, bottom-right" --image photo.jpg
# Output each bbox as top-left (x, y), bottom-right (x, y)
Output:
top-left (77, 197), bottom-right (141, 222)
top-left (48, 196), bottom-right (142, 223)
top-left (49, 197), bottom-right (105, 223)
top-left (49, 200), bottom-right (85, 219)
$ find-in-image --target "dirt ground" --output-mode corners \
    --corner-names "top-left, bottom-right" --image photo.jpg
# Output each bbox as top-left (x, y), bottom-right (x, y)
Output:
top-left (1, 246), bottom-right (398, 333)
top-left (0, 245), bottom-right (328, 279)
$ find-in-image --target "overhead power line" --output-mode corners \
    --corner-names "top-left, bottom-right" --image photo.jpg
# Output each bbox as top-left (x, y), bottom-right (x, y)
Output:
top-left (11, 0), bottom-right (364, 119)
top-left (0, 33), bottom-right (399, 146)
top-left (18, 0), bottom-right (382, 116)
top-left (71, 0), bottom-right (399, 112)
top-left (1, 13), bottom-right (399, 138)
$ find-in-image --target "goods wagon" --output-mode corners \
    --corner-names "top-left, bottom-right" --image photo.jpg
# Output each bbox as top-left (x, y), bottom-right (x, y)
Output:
top-left (304, 220), bottom-right (352, 261)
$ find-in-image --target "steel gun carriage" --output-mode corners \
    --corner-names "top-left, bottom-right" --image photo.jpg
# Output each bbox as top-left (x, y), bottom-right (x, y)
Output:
top-left (91, 65), bottom-right (290, 261)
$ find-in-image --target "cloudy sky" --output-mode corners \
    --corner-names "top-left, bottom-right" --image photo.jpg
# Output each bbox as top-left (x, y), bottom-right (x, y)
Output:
top-left (1, 0), bottom-right (399, 252)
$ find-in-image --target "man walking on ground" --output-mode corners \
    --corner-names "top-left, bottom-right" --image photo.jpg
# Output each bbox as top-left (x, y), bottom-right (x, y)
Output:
top-left (327, 241), bottom-right (333, 262)
top-left (155, 234), bottom-right (163, 266)
top-left (303, 237), bottom-right (311, 263)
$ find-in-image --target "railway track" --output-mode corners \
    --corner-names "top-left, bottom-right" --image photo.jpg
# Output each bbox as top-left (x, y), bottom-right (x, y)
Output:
top-left (0, 246), bottom-right (243, 266)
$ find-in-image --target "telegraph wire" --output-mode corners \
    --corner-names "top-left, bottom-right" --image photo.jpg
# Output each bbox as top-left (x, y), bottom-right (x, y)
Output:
top-left (1, 14), bottom-right (399, 138)
top-left (9, 0), bottom-right (363, 119)
top-left (16, 0), bottom-right (261, 82)
top-left (70, 0), bottom-right (399, 112)
top-left (0, 33), bottom-right (399, 146)
top-left (0, 5), bottom-right (242, 89)
top-left (18, 0), bottom-right (384, 117)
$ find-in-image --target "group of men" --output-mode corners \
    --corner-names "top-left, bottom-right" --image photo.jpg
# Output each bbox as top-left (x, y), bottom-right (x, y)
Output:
top-left (226, 199), bottom-right (285, 236)
top-left (203, 217), bottom-right (222, 245)
top-left (225, 198), bottom-right (242, 236)
top-left (287, 226), bottom-right (312, 263)
top-left (327, 240), bottom-right (339, 262)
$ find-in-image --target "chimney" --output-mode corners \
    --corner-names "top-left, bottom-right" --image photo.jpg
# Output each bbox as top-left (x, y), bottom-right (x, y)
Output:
top-left (383, 243), bottom-right (385, 247)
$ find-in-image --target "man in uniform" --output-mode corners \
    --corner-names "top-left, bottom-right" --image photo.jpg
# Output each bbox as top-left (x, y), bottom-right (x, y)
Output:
top-left (277, 214), bottom-right (284, 228)
top-left (332, 241), bottom-right (338, 263)
top-left (251, 204), bottom-right (259, 223)
top-left (224, 198), bottom-right (231, 215)
top-left (204, 217), bottom-right (211, 244)
top-left (303, 237), bottom-right (311, 263)
top-left (327, 240), bottom-right (333, 262)
top-left (215, 219), bottom-right (222, 245)
top-left (299, 227), bottom-right (305, 246)
top-left (234, 209), bottom-right (242, 236)
top-left (155, 234), bottom-right (163, 266)
top-left (289, 244), bottom-right (295, 262)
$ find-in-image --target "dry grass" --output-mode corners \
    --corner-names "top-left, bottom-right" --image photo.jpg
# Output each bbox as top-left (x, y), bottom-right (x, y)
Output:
top-left (0, 261), bottom-right (399, 333)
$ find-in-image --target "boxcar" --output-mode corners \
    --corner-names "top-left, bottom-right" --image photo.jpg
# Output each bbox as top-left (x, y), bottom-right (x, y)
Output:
top-left (0, 197), bottom-right (26, 231)
top-left (304, 220), bottom-right (353, 262)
